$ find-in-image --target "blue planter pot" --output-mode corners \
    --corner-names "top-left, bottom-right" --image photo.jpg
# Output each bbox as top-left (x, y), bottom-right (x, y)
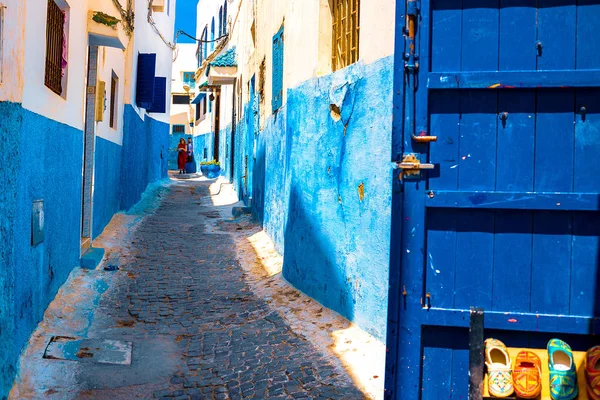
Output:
top-left (185, 162), bottom-right (197, 174)
top-left (201, 165), bottom-right (220, 179)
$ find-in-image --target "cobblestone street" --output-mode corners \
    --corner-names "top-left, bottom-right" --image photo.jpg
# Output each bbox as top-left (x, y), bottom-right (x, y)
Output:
top-left (10, 178), bottom-right (372, 400)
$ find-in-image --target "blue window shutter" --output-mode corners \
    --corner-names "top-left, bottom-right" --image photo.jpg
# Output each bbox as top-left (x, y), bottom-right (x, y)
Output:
top-left (148, 77), bottom-right (167, 113)
top-left (136, 53), bottom-right (157, 109)
top-left (223, 2), bottom-right (227, 34)
top-left (219, 7), bottom-right (223, 36)
top-left (272, 26), bottom-right (284, 112)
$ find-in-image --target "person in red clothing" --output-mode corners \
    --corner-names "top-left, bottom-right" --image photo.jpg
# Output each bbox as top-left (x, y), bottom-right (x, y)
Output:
top-left (177, 138), bottom-right (187, 174)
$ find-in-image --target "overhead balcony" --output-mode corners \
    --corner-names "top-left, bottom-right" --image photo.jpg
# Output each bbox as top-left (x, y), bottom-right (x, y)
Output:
top-left (207, 47), bottom-right (238, 85)
top-left (87, 1), bottom-right (130, 50)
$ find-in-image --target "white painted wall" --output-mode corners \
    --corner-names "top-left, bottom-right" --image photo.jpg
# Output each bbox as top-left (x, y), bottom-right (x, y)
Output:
top-left (21, 0), bottom-right (89, 130)
top-left (0, 0), bottom-right (27, 103)
top-left (170, 43), bottom-right (196, 135)
top-left (124, 0), bottom-right (176, 124)
top-left (96, 46), bottom-right (126, 145)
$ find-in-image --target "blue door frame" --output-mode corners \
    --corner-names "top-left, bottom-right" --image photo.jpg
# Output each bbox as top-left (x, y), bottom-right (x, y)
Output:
top-left (385, 0), bottom-right (600, 398)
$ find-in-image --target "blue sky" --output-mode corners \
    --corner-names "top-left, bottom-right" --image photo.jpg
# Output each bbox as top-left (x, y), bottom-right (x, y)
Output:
top-left (175, 0), bottom-right (198, 43)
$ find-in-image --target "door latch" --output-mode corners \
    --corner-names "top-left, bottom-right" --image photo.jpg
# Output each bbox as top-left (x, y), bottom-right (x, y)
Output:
top-left (394, 154), bottom-right (435, 178)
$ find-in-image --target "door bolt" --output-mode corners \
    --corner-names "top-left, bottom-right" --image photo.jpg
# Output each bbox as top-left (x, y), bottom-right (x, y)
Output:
top-left (428, 191), bottom-right (434, 199)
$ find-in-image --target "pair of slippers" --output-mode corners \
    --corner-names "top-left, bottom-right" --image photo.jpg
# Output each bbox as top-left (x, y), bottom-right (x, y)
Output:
top-left (485, 338), bottom-right (600, 400)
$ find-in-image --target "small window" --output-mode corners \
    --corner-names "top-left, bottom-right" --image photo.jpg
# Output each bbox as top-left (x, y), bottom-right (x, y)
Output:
top-left (331, 0), bottom-right (360, 71)
top-left (109, 72), bottom-right (118, 129)
top-left (183, 72), bottom-right (195, 83)
top-left (45, 0), bottom-right (67, 96)
top-left (195, 96), bottom-right (207, 123)
top-left (173, 124), bottom-right (185, 134)
top-left (173, 94), bottom-right (190, 105)
top-left (272, 26), bottom-right (284, 113)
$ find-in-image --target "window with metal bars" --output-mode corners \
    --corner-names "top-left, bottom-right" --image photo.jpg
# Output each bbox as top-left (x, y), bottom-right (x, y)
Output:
top-left (172, 125), bottom-right (185, 134)
top-left (45, 0), bottom-right (66, 95)
top-left (331, 0), bottom-right (360, 71)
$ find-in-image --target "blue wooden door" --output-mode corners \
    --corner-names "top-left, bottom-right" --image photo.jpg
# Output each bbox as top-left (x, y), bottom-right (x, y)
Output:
top-left (386, 0), bottom-right (600, 398)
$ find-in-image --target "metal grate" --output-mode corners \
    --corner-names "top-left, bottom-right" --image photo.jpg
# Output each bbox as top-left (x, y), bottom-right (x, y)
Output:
top-left (172, 125), bottom-right (185, 134)
top-left (45, 0), bottom-right (64, 95)
top-left (331, 0), bottom-right (360, 71)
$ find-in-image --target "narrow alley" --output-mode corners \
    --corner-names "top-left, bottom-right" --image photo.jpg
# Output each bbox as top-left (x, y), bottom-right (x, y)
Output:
top-left (10, 177), bottom-right (381, 400)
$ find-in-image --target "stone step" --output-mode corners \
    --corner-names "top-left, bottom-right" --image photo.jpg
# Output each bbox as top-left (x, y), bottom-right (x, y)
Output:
top-left (80, 247), bottom-right (105, 270)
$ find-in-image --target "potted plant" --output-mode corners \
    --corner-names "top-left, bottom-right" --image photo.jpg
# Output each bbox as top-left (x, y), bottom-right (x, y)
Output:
top-left (200, 160), bottom-right (221, 179)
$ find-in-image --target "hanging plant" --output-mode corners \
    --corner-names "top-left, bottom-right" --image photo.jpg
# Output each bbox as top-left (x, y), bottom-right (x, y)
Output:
top-left (92, 11), bottom-right (121, 28)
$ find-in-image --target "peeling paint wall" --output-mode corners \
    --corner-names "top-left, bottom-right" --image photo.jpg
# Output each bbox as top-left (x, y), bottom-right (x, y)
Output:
top-left (241, 58), bottom-right (393, 340)
top-left (281, 58), bottom-right (393, 340)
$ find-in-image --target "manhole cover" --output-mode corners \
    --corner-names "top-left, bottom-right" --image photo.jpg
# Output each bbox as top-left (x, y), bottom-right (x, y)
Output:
top-left (43, 336), bottom-right (132, 365)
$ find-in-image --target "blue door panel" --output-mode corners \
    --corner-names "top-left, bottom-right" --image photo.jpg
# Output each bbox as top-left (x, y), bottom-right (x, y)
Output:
top-left (537, 0), bottom-right (576, 71)
top-left (535, 90), bottom-right (575, 192)
top-left (574, 89), bottom-right (600, 192)
top-left (454, 210), bottom-right (495, 310)
top-left (499, 0), bottom-right (537, 71)
top-left (491, 211), bottom-right (533, 312)
top-left (387, 0), bottom-right (600, 398)
top-left (428, 91), bottom-right (460, 190)
top-left (461, 0), bottom-right (499, 71)
top-left (425, 209), bottom-right (457, 308)
top-left (457, 91), bottom-right (497, 190)
top-left (576, 1), bottom-right (600, 69)
top-left (531, 212), bottom-right (573, 314)
top-left (496, 90), bottom-right (535, 191)
top-left (421, 328), bottom-right (469, 399)
top-left (571, 213), bottom-right (600, 317)
top-left (430, 0), bottom-right (463, 72)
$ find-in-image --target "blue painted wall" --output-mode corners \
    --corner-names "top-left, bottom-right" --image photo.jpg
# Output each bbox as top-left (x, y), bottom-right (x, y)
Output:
top-left (0, 103), bottom-right (83, 398)
top-left (191, 131), bottom-right (214, 168)
top-left (120, 105), bottom-right (169, 210)
top-left (230, 58), bottom-right (394, 340)
top-left (92, 137), bottom-right (122, 239)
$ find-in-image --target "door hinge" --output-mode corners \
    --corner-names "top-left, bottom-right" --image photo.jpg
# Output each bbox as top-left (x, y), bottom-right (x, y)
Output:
top-left (394, 153), bottom-right (435, 179)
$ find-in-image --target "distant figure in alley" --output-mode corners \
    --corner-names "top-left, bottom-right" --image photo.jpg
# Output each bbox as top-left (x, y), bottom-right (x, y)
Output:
top-left (177, 138), bottom-right (187, 174)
